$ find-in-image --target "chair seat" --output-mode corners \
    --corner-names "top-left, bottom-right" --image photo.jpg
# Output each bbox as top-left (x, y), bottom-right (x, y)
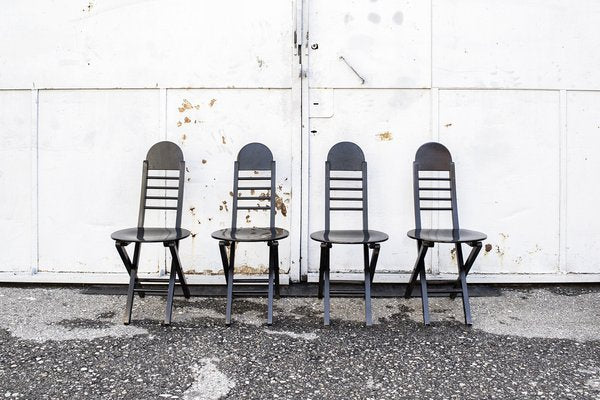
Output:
top-left (111, 227), bottom-right (191, 243)
top-left (310, 230), bottom-right (389, 244)
top-left (211, 227), bottom-right (289, 242)
top-left (407, 228), bottom-right (486, 243)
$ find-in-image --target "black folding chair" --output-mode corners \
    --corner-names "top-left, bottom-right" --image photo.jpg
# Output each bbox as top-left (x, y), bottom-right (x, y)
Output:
top-left (211, 143), bottom-right (289, 325)
top-left (111, 141), bottom-right (191, 325)
top-left (405, 142), bottom-right (486, 326)
top-left (310, 142), bottom-right (389, 326)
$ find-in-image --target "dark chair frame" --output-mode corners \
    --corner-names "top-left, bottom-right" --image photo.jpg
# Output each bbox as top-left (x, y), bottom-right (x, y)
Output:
top-left (212, 143), bottom-right (288, 325)
top-left (404, 142), bottom-right (486, 326)
top-left (311, 142), bottom-right (388, 326)
top-left (112, 141), bottom-right (190, 325)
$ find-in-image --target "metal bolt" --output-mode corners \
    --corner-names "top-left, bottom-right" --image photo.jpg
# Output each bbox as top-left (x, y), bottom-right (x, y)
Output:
top-left (311, 43), bottom-right (319, 50)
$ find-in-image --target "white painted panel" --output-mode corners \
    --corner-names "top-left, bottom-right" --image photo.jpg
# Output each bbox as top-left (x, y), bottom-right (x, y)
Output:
top-left (0, 91), bottom-right (32, 272)
top-left (38, 89), bottom-right (162, 273)
top-left (433, 0), bottom-right (600, 89)
top-left (166, 89), bottom-right (294, 276)
top-left (308, 89), bottom-right (431, 273)
top-left (438, 90), bottom-right (560, 274)
top-left (0, 1), bottom-right (293, 89)
top-left (308, 0), bottom-right (430, 88)
top-left (565, 91), bottom-right (600, 273)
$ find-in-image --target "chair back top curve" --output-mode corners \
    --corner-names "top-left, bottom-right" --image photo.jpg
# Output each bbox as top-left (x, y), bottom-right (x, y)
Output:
top-left (325, 141), bottom-right (369, 231)
top-left (412, 142), bottom-right (459, 231)
top-left (231, 143), bottom-right (276, 229)
top-left (146, 141), bottom-right (184, 170)
top-left (137, 141), bottom-right (186, 229)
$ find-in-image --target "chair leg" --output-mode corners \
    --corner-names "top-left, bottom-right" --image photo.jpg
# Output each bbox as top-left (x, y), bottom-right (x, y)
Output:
top-left (455, 243), bottom-right (473, 326)
top-left (117, 241), bottom-right (142, 325)
top-left (458, 266), bottom-right (472, 326)
top-left (219, 241), bottom-right (230, 285)
top-left (322, 243), bottom-right (331, 326)
top-left (405, 241), bottom-right (429, 299)
top-left (123, 265), bottom-right (138, 325)
top-left (225, 242), bottom-right (236, 325)
top-left (267, 241), bottom-right (275, 325)
top-left (170, 241), bottom-right (190, 299)
top-left (463, 241), bottom-right (482, 276)
top-left (131, 243), bottom-right (143, 298)
top-left (115, 242), bottom-right (144, 298)
top-left (318, 245), bottom-right (326, 299)
top-left (419, 263), bottom-right (430, 325)
top-left (363, 244), bottom-right (373, 327)
top-left (368, 243), bottom-right (381, 284)
top-left (273, 241), bottom-right (280, 299)
top-left (164, 260), bottom-right (178, 326)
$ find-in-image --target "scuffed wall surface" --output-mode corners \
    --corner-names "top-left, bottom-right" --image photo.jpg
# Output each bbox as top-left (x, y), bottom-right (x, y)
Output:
top-left (1, 0), bottom-right (600, 280)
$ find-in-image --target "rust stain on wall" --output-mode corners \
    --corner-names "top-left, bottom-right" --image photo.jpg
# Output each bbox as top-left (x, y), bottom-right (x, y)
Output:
top-left (184, 117), bottom-right (191, 123)
top-left (178, 99), bottom-right (194, 112)
top-left (376, 131), bottom-right (393, 141)
top-left (275, 194), bottom-right (287, 217)
top-left (237, 264), bottom-right (268, 274)
top-left (219, 200), bottom-right (229, 212)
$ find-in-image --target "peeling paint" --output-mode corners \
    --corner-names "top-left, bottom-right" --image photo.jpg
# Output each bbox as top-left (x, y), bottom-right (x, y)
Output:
top-left (229, 191), bottom-right (234, 197)
top-left (184, 117), bottom-right (191, 123)
top-left (237, 264), bottom-right (268, 274)
top-left (245, 214), bottom-right (251, 223)
top-left (484, 243), bottom-right (493, 252)
top-left (256, 57), bottom-right (265, 68)
top-left (189, 207), bottom-right (196, 216)
top-left (177, 121), bottom-right (182, 127)
top-left (83, 1), bottom-right (94, 12)
top-left (376, 131), bottom-right (393, 141)
top-left (209, 99), bottom-right (217, 107)
top-left (444, 123), bottom-right (453, 127)
top-left (221, 136), bottom-right (226, 144)
top-left (178, 99), bottom-right (194, 112)
top-left (219, 201), bottom-right (229, 212)
top-left (181, 133), bottom-right (187, 141)
top-left (495, 245), bottom-right (505, 257)
top-left (528, 244), bottom-right (542, 255)
top-left (450, 248), bottom-right (456, 261)
top-left (275, 194), bottom-right (287, 217)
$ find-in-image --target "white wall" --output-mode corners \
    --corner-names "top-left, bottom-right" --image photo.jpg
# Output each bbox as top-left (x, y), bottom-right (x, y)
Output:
top-left (1, 0), bottom-right (599, 282)
top-left (305, 0), bottom-right (600, 281)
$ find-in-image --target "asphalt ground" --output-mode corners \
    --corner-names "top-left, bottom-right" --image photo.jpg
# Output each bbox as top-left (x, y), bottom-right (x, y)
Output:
top-left (0, 285), bottom-right (599, 399)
